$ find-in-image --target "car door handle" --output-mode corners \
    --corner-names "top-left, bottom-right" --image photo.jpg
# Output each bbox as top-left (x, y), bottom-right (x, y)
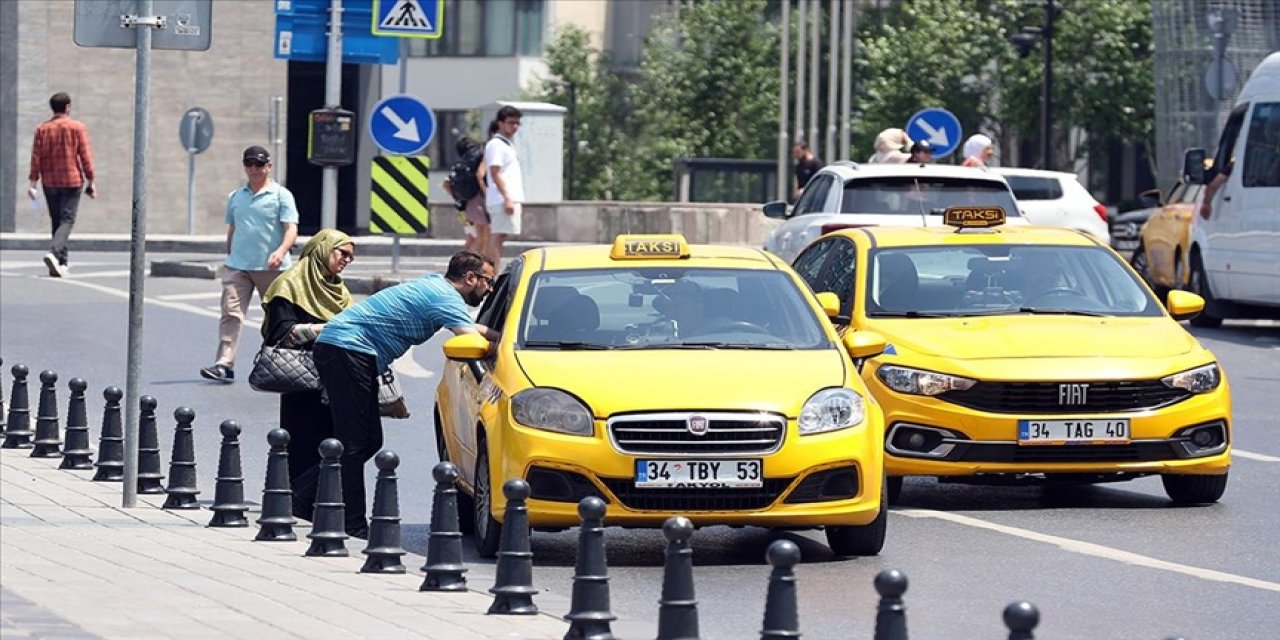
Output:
top-left (1222, 196), bottom-right (1231, 202)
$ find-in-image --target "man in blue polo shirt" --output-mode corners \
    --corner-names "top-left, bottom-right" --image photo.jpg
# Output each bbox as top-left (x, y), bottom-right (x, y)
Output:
top-left (304, 251), bottom-right (499, 538)
top-left (201, 146), bottom-right (299, 382)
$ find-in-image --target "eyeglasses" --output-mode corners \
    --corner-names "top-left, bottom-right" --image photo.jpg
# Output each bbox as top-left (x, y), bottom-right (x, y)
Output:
top-left (243, 160), bottom-right (268, 168)
top-left (334, 247), bottom-right (355, 262)
top-left (471, 272), bottom-right (494, 286)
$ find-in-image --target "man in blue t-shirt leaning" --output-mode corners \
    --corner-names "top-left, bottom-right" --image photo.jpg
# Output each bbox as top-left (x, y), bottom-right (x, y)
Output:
top-left (305, 251), bottom-right (499, 538)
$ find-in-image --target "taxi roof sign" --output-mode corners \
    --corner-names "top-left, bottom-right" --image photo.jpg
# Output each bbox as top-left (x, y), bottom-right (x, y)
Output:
top-left (943, 206), bottom-right (1006, 229)
top-left (610, 234), bottom-right (691, 260)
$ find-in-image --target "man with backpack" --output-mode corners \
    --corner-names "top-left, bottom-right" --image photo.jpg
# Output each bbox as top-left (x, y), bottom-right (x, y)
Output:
top-left (443, 137), bottom-right (487, 254)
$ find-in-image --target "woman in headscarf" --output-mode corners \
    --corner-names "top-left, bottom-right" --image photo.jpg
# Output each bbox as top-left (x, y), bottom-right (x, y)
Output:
top-left (962, 134), bottom-right (995, 167)
top-left (260, 229), bottom-right (355, 519)
top-left (868, 128), bottom-right (912, 164)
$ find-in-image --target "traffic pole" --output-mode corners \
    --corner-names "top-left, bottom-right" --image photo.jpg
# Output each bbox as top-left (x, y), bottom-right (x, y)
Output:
top-left (321, 0), bottom-right (343, 230)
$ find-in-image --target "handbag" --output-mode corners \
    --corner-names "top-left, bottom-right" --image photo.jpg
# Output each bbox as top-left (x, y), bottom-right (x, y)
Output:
top-left (378, 369), bottom-right (410, 419)
top-left (248, 345), bottom-right (322, 394)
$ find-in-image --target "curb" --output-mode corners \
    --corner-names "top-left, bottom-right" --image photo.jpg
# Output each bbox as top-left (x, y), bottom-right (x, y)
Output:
top-left (149, 261), bottom-right (409, 295)
top-left (1, 234), bottom-right (562, 258)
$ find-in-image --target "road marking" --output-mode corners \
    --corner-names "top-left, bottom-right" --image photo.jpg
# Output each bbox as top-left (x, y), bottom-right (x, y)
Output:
top-left (64, 270), bottom-right (132, 279)
top-left (1234, 449), bottom-right (1280, 462)
top-left (154, 291), bottom-right (223, 301)
top-left (41, 276), bottom-right (260, 329)
top-left (896, 508), bottom-right (1280, 593)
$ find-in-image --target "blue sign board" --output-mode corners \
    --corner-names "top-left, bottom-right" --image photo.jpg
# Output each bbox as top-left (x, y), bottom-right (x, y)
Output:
top-left (372, 0), bottom-right (443, 38)
top-left (274, 0), bottom-right (399, 65)
top-left (905, 108), bottom-right (963, 158)
top-left (369, 94), bottom-right (435, 155)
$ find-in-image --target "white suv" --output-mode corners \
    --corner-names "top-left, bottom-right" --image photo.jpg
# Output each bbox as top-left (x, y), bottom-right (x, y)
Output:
top-left (994, 167), bottom-right (1111, 243)
top-left (762, 162), bottom-right (1024, 262)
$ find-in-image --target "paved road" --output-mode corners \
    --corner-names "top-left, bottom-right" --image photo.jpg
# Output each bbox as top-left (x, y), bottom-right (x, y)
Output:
top-left (3, 250), bottom-right (1277, 639)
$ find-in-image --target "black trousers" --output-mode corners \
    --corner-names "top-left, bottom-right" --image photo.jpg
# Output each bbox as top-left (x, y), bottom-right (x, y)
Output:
top-left (281, 389), bottom-right (334, 520)
top-left (302, 342), bottom-right (383, 537)
top-left (44, 185), bottom-right (82, 265)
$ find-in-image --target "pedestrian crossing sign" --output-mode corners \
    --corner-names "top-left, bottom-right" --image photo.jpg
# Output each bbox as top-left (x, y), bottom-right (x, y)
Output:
top-left (371, 0), bottom-right (443, 39)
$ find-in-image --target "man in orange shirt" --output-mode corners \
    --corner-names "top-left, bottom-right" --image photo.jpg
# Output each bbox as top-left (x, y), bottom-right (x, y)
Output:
top-left (28, 92), bottom-right (96, 277)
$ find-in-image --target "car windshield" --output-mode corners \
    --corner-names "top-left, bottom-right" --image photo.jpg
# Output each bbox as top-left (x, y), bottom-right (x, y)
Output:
top-left (865, 244), bottom-right (1162, 318)
top-left (841, 177), bottom-right (1021, 216)
top-left (519, 268), bottom-right (831, 350)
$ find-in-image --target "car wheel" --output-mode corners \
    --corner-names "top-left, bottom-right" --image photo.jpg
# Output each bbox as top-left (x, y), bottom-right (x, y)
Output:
top-left (885, 476), bottom-right (904, 505)
top-left (825, 478), bottom-right (887, 557)
top-left (1188, 254), bottom-right (1224, 328)
top-left (1161, 473), bottom-right (1228, 504)
top-left (472, 441), bottom-right (503, 557)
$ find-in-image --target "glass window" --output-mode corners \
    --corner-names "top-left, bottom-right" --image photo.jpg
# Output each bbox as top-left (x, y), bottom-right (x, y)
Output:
top-left (410, 0), bottom-right (544, 57)
top-left (484, 0), bottom-right (516, 56)
top-left (841, 178), bottom-right (1021, 217)
top-left (516, 0), bottom-right (545, 55)
top-left (1212, 102), bottom-right (1249, 181)
top-left (1242, 102), bottom-right (1280, 188)
top-left (822, 240), bottom-right (858, 311)
top-left (1005, 175), bottom-right (1064, 201)
top-left (793, 175), bottom-right (833, 215)
top-left (792, 239), bottom-right (837, 287)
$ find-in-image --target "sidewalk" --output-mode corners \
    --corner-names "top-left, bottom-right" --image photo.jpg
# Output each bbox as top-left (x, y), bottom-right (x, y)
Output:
top-left (0, 233), bottom-right (575, 259)
top-left (0, 448), bottom-right (638, 639)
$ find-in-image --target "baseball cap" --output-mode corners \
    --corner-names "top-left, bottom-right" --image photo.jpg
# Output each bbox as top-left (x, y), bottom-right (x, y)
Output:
top-left (242, 146), bottom-right (271, 163)
top-left (910, 140), bottom-right (933, 154)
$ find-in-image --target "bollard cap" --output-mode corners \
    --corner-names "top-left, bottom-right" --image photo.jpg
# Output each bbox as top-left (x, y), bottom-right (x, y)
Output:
top-left (1002, 601), bottom-right (1039, 632)
top-left (174, 407), bottom-right (195, 423)
top-left (69, 377), bottom-right (87, 392)
top-left (578, 496), bottom-right (606, 521)
top-left (874, 569), bottom-right (908, 598)
top-left (503, 478), bottom-right (530, 501)
top-left (104, 386), bottom-right (123, 402)
top-left (218, 419), bottom-right (241, 439)
top-left (40, 370), bottom-right (58, 384)
top-left (11, 363), bottom-right (29, 378)
top-left (766, 539), bottom-right (800, 569)
top-left (374, 450), bottom-right (400, 471)
top-left (662, 516), bottom-right (695, 543)
top-left (140, 395), bottom-right (157, 411)
top-left (432, 461), bottom-right (459, 484)
top-left (267, 428), bottom-right (290, 448)
top-left (319, 438), bottom-right (343, 459)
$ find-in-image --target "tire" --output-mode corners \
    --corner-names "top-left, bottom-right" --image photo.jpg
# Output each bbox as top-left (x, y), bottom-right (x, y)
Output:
top-left (471, 441), bottom-right (503, 557)
top-left (1188, 253), bottom-right (1224, 328)
top-left (1161, 473), bottom-right (1228, 504)
top-left (885, 476), bottom-right (904, 505)
top-left (825, 478), bottom-right (887, 557)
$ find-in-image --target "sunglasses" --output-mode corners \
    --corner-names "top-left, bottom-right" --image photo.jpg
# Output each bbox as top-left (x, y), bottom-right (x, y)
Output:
top-left (243, 160), bottom-right (268, 168)
top-left (334, 247), bottom-right (355, 262)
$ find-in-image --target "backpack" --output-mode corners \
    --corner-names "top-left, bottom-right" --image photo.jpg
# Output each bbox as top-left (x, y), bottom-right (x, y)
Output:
top-left (448, 146), bottom-right (484, 209)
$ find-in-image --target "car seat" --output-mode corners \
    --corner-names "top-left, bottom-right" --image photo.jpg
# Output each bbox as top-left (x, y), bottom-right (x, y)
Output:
top-left (543, 294), bottom-right (600, 339)
top-left (876, 254), bottom-right (920, 310)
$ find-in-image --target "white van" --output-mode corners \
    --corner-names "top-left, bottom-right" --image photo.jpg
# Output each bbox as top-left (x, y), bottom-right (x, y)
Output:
top-left (1181, 51), bottom-right (1280, 327)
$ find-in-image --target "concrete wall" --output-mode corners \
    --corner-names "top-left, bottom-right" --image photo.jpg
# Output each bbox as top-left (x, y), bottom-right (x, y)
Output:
top-left (8, 0), bottom-right (289, 235)
top-left (0, 0), bottom-right (17, 232)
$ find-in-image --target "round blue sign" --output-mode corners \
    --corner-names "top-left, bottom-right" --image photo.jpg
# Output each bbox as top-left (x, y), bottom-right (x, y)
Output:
top-left (905, 108), bottom-right (962, 158)
top-left (368, 94), bottom-right (436, 156)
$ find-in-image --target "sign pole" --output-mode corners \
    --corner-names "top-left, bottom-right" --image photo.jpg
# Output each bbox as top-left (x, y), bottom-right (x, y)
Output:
top-left (186, 113), bottom-right (198, 234)
top-left (391, 37), bottom-right (409, 274)
top-left (321, 0), bottom-right (343, 230)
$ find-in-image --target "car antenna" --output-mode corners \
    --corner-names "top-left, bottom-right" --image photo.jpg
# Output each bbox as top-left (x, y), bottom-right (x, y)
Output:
top-left (913, 178), bottom-right (928, 226)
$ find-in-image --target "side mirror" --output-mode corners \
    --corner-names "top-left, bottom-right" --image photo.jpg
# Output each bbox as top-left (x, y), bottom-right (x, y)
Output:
top-left (1166, 290), bottom-right (1205, 321)
top-left (842, 330), bottom-right (887, 360)
top-left (762, 200), bottom-right (789, 219)
top-left (815, 292), bottom-right (841, 318)
top-left (443, 333), bottom-right (490, 360)
top-left (1137, 188), bottom-right (1164, 208)
top-left (1182, 148), bottom-right (1208, 185)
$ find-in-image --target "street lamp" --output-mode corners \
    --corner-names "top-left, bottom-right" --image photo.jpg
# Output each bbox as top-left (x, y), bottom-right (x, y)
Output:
top-left (548, 79), bottom-right (577, 201)
top-left (1008, 0), bottom-right (1061, 171)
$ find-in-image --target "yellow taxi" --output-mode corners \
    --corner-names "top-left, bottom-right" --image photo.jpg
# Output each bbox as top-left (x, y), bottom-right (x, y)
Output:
top-left (788, 207), bottom-right (1231, 504)
top-left (1132, 173), bottom-right (1205, 295)
top-left (434, 235), bottom-right (890, 558)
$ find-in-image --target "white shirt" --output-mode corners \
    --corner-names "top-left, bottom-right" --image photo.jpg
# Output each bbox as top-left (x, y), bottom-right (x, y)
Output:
top-left (484, 135), bottom-right (524, 208)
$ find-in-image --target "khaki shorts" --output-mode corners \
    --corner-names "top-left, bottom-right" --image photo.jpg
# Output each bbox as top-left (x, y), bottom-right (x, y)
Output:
top-left (487, 202), bottom-right (522, 236)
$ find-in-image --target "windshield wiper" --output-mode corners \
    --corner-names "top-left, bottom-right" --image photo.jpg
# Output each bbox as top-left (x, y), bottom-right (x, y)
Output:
top-left (955, 307), bottom-right (1109, 318)
top-left (523, 340), bottom-right (613, 350)
top-left (675, 341), bottom-right (794, 350)
top-left (870, 311), bottom-right (949, 318)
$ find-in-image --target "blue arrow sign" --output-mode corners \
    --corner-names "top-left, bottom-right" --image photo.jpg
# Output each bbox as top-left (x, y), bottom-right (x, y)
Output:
top-left (905, 108), bottom-right (962, 158)
top-left (372, 0), bottom-right (443, 38)
top-left (369, 94), bottom-right (435, 156)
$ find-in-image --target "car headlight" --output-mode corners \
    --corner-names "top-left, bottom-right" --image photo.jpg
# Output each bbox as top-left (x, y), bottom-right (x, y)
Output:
top-left (1162, 363), bottom-right (1220, 394)
top-left (510, 388), bottom-right (594, 436)
top-left (798, 388), bottom-right (865, 435)
top-left (876, 365), bottom-right (976, 396)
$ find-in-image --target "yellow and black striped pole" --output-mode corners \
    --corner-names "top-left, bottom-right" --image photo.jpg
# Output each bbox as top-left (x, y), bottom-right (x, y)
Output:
top-left (370, 155), bottom-right (430, 234)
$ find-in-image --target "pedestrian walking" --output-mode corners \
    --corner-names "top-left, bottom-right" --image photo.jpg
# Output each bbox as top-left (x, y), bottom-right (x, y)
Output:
top-left (258, 229), bottom-right (355, 520)
top-left (484, 106), bottom-right (524, 270)
top-left (908, 140), bottom-right (934, 164)
top-left (442, 137), bottom-right (488, 255)
top-left (792, 140), bottom-right (822, 199)
top-left (304, 251), bottom-right (499, 538)
top-left (200, 146), bottom-right (299, 383)
top-left (961, 134), bottom-right (995, 168)
top-left (868, 128), bottom-right (912, 164)
top-left (28, 92), bottom-right (96, 278)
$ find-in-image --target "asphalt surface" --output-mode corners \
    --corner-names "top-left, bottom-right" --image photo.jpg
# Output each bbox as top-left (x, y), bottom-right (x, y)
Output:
top-left (3, 249), bottom-right (1278, 639)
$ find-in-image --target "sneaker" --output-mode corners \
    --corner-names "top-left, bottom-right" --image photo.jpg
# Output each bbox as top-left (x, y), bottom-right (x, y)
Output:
top-left (200, 364), bottom-right (235, 383)
top-left (42, 253), bottom-right (62, 277)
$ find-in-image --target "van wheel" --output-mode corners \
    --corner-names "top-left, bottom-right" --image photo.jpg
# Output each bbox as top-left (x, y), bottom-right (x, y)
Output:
top-left (471, 442), bottom-right (503, 558)
top-left (825, 480), bottom-right (887, 557)
top-left (1162, 473), bottom-right (1227, 504)
top-left (1188, 254), bottom-right (1224, 328)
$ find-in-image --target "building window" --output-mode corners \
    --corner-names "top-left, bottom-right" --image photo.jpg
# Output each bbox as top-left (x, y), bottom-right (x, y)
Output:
top-left (407, 0), bottom-right (544, 58)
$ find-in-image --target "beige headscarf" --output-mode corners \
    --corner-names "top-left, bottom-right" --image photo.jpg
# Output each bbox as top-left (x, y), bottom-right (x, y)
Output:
top-left (261, 229), bottom-right (354, 331)
top-left (868, 128), bottom-right (912, 164)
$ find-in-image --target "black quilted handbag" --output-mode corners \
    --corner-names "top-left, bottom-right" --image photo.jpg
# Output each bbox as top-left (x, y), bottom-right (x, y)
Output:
top-left (248, 345), bottom-right (322, 393)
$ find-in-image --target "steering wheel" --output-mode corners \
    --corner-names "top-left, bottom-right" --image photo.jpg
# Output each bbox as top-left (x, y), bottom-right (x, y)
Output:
top-left (699, 318), bottom-right (770, 335)
top-left (1025, 287), bottom-right (1088, 305)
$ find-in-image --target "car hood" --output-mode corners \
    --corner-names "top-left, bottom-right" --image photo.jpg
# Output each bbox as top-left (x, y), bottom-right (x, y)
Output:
top-left (514, 348), bottom-right (848, 417)
top-left (869, 316), bottom-right (1198, 360)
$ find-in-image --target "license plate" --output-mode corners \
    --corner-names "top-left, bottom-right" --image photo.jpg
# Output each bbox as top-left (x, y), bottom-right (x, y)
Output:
top-left (635, 459), bottom-right (762, 489)
top-left (1018, 419), bottom-right (1130, 445)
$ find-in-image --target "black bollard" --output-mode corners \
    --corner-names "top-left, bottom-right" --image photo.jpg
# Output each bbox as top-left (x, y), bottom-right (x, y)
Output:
top-left (420, 461), bottom-right (468, 591)
top-left (30, 370), bottom-right (63, 458)
top-left (255, 428), bottom-right (297, 542)
top-left (488, 479), bottom-right (538, 615)
top-left (1003, 602), bottom-right (1038, 640)
top-left (873, 569), bottom-right (908, 640)
top-left (162, 408), bottom-right (200, 509)
top-left (760, 540), bottom-right (801, 640)
top-left (59, 378), bottom-right (94, 470)
top-left (360, 451), bottom-right (408, 573)
top-left (2, 364), bottom-right (33, 449)
top-left (564, 496), bottom-right (616, 640)
top-left (207, 420), bottom-right (249, 526)
top-left (657, 516), bottom-right (699, 640)
top-left (306, 438), bottom-right (348, 557)
top-left (136, 396), bottom-right (166, 494)
top-left (92, 387), bottom-right (124, 481)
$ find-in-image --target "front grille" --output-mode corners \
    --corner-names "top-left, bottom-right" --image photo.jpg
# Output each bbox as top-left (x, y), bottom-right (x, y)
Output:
top-left (600, 477), bottom-right (793, 511)
top-left (946, 441), bottom-right (1185, 464)
top-left (940, 381), bottom-right (1191, 414)
top-left (608, 412), bottom-right (786, 455)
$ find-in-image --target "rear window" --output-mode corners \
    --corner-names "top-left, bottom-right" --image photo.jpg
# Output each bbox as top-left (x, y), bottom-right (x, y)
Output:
top-left (1005, 175), bottom-right (1064, 201)
top-left (840, 177), bottom-right (1020, 216)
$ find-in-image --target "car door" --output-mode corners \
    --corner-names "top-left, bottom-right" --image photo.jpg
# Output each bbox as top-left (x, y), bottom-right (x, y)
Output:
top-left (1145, 181), bottom-right (1186, 286)
top-left (777, 174), bottom-right (837, 260)
top-left (792, 236), bottom-right (858, 323)
top-left (1232, 101), bottom-right (1280, 304)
